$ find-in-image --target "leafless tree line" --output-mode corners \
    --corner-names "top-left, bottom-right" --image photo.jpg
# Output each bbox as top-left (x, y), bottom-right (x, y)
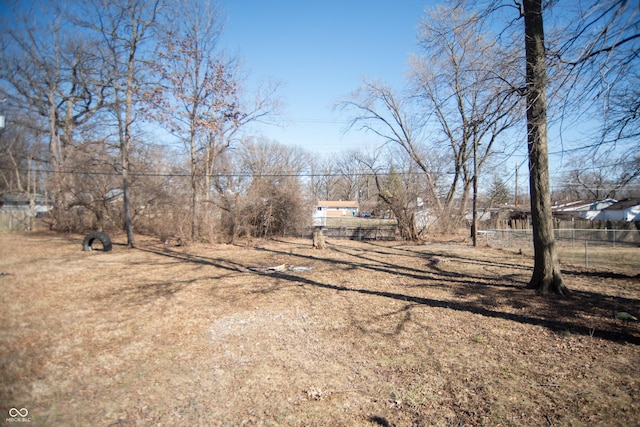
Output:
top-left (0, 0), bottom-right (285, 244)
top-left (1, 0), bottom-right (637, 282)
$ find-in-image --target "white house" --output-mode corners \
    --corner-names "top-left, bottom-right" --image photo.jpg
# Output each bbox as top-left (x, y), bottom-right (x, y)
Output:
top-left (597, 199), bottom-right (640, 221)
top-left (552, 199), bottom-right (617, 220)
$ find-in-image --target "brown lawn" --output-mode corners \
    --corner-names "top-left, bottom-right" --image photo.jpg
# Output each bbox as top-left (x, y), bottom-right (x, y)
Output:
top-left (1, 232), bottom-right (639, 426)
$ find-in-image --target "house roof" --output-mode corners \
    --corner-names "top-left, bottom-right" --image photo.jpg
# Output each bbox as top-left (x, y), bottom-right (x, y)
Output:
top-left (553, 199), bottom-right (617, 211)
top-left (0, 193), bottom-right (49, 204)
top-left (317, 200), bottom-right (359, 208)
top-left (602, 198), bottom-right (640, 211)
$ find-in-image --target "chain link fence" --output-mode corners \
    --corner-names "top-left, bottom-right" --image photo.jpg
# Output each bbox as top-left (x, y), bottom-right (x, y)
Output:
top-left (481, 228), bottom-right (640, 273)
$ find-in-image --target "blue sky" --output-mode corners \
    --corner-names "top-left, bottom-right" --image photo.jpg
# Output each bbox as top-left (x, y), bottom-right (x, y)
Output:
top-left (2, 0), bottom-right (612, 189)
top-left (217, 1), bottom-right (627, 192)
top-left (219, 0), bottom-right (432, 155)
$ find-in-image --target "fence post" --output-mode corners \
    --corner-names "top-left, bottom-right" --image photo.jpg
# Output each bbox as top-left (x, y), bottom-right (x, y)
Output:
top-left (612, 229), bottom-right (616, 247)
top-left (585, 240), bottom-right (589, 268)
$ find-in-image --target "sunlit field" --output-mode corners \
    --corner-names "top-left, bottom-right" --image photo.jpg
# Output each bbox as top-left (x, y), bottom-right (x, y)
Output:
top-left (1, 232), bottom-right (638, 425)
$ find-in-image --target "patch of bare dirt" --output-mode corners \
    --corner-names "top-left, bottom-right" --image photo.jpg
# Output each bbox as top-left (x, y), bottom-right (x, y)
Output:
top-left (0, 232), bottom-right (639, 426)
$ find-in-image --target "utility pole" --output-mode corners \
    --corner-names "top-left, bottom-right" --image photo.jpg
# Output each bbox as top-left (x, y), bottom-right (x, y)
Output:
top-left (472, 136), bottom-right (479, 247)
top-left (514, 162), bottom-right (518, 207)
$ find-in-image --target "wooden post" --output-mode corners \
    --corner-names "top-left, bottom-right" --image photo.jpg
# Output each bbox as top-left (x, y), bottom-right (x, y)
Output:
top-left (313, 227), bottom-right (326, 249)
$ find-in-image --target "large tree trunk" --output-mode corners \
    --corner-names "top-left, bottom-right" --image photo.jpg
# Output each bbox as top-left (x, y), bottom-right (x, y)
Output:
top-left (190, 149), bottom-right (198, 242)
top-left (123, 34), bottom-right (137, 249)
top-left (122, 150), bottom-right (135, 248)
top-left (523, 0), bottom-right (568, 295)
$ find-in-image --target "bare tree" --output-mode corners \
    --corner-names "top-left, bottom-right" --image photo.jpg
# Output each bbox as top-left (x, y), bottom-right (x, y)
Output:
top-left (340, 81), bottom-right (443, 216)
top-left (556, 0), bottom-right (640, 150)
top-left (0, 2), bottom-right (107, 231)
top-left (350, 146), bottom-right (423, 240)
top-left (149, 0), bottom-right (281, 242)
top-left (74, 0), bottom-right (162, 247)
top-left (0, 2), bottom-right (63, 177)
top-left (558, 155), bottom-right (640, 199)
top-left (0, 121), bottom-right (30, 194)
top-left (521, 0), bottom-right (569, 295)
top-left (201, 78), bottom-right (283, 239)
top-left (342, 28), bottom-right (519, 236)
top-left (335, 151), bottom-right (367, 202)
top-left (411, 5), bottom-right (521, 220)
top-left (309, 156), bottom-right (340, 201)
top-left (453, 0), bottom-right (570, 293)
top-left (237, 137), bottom-right (310, 239)
top-left (432, 0), bottom-right (569, 292)
top-left (65, 141), bottom-right (122, 231)
top-left (150, 0), bottom-right (234, 241)
top-left (309, 151), bottom-right (378, 206)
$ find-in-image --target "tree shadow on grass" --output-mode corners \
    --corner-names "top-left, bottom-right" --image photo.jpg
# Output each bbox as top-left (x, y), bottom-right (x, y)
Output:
top-left (263, 269), bottom-right (640, 345)
top-left (104, 243), bottom-right (640, 346)
top-left (260, 243), bottom-right (529, 292)
top-left (253, 244), bottom-right (640, 346)
top-left (96, 246), bottom-right (252, 306)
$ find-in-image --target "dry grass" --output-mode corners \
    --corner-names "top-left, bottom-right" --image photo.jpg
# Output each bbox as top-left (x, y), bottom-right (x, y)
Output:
top-left (1, 232), bottom-right (639, 426)
top-left (500, 243), bottom-right (639, 275)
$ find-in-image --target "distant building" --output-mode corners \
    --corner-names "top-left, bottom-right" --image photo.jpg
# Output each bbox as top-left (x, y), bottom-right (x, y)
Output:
top-left (313, 201), bottom-right (359, 226)
top-left (551, 198), bottom-right (640, 222)
top-left (552, 199), bottom-right (617, 220)
top-left (0, 193), bottom-right (51, 215)
top-left (598, 199), bottom-right (640, 222)
top-left (0, 193), bottom-right (51, 232)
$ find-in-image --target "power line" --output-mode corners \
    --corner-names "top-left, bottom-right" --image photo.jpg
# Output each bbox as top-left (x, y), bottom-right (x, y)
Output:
top-left (3, 163), bottom-right (638, 186)
top-left (0, 166), bottom-right (381, 179)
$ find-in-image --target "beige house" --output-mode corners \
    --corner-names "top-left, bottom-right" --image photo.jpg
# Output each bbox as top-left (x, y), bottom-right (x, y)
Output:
top-left (314, 200), bottom-right (359, 220)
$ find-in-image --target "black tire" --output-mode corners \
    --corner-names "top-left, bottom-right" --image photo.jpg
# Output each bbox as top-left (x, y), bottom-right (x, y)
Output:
top-left (82, 231), bottom-right (113, 252)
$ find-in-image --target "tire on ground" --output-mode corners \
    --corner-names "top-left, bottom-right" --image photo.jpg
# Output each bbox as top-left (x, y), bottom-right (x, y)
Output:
top-left (82, 231), bottom-right (113, 252)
